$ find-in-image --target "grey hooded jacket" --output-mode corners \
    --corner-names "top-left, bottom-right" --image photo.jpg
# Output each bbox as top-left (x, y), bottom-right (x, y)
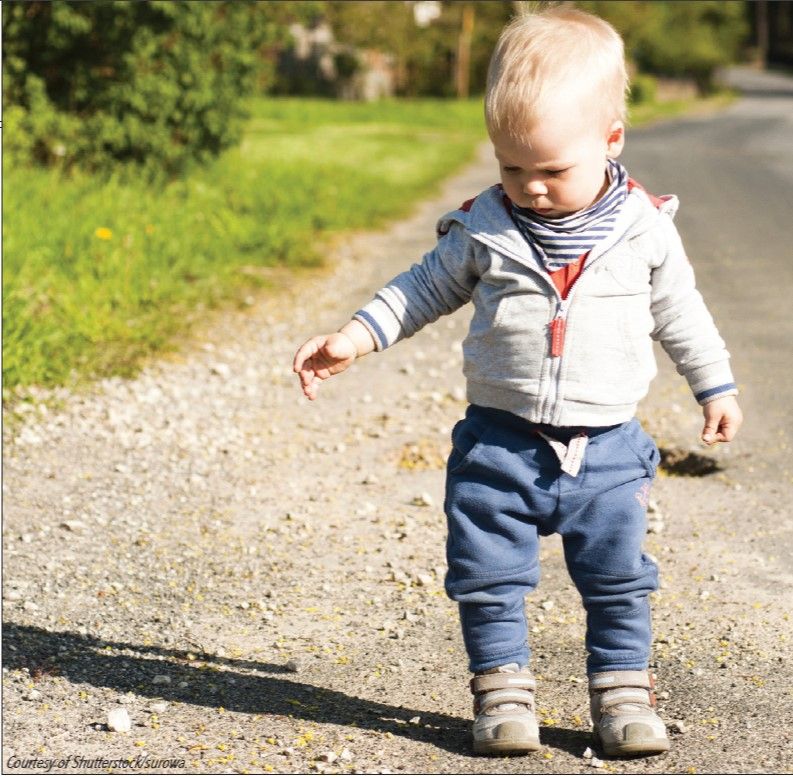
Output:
top-left (354, 183), bottom-right (737, 427)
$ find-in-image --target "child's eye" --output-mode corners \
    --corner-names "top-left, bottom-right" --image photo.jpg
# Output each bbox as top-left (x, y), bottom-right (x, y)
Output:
top-left (502, 166), bottom-right (521, 174)
top-left (545, 168), bottom-right (570, 176)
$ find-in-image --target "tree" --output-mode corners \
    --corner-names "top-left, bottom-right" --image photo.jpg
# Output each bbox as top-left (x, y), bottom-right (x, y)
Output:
top-left (324, 0), bottom-right (513, 97)
top-left (2, 1), bottom-right (292, 176)
top-left (578, 1), bottom-right (750, 92)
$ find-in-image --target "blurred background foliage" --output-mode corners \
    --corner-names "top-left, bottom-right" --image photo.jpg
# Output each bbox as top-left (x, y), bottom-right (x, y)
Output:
top-left (3, 0), bottom-right (756, 178)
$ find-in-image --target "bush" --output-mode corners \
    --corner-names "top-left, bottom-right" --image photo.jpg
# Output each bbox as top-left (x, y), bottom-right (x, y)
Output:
top-left (629, 73), bottom-right (657, 105)
top-left (579, 1), bottom-right (749, 93)
top-left (2, 1), bottom-right (279, 176)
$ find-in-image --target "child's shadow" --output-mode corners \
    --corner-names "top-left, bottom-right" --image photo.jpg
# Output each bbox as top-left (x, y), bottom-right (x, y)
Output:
top-left (2, 621), bottom-right (594, 759)
top-left (4, 622), bottom-right (466, 751)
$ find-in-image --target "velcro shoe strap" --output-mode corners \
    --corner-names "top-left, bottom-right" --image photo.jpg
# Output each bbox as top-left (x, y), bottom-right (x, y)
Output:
top-left (588, 670), bottom-right (653, 692)
top-left (599, 687), bottom-right (651, 709)
top-left (474, 688), bottom-right (536, 715)
top-left (470, 672), bottom-right (536, 695)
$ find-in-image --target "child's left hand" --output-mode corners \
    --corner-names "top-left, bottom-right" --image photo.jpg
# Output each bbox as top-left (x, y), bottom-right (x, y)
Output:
top-left (701, 395), bottom-right (743, 445)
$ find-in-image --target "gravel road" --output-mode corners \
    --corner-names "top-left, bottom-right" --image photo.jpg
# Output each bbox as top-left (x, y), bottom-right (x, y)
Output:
top-left (4, 69), bottom-right (792, 775)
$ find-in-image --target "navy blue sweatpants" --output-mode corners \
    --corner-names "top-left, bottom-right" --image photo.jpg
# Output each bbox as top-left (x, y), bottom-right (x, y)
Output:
top-left (444, 405), bottom-right (660, 674)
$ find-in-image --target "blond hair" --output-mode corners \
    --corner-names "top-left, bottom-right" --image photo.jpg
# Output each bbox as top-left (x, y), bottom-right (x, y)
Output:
top-left (485, 6), bottom-right (628, 142)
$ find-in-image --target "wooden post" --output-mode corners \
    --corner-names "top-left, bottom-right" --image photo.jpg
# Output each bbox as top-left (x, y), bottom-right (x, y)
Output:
top-left (755, 0), bottom-right (769, 69)
top-left (456, 3), bottom-right (475, 98)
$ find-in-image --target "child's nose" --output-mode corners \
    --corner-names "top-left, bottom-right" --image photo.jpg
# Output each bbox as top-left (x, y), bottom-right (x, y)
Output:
top-left (524, 178), bottom-right (547, 195)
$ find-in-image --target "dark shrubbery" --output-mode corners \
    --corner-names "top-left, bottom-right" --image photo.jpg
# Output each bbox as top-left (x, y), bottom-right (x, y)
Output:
top-left (2, 1), bottom-right (279, 177)
top-left (580, 1), bottom-right (749, 93)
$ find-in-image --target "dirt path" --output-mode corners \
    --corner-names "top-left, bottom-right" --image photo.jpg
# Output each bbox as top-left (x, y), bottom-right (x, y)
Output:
top-left (4, 93), bottom-right (793, 774)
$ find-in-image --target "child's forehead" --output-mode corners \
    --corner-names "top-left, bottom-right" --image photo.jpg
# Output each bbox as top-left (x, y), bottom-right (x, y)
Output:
top-left (492, 117), bottom-right (604, 165)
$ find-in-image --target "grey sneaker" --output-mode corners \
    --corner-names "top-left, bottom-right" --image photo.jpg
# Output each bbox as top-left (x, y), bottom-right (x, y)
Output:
top-left (470, 664), bottom-right (541, 755)
top-left (589, 670), bottom-right (670, 757)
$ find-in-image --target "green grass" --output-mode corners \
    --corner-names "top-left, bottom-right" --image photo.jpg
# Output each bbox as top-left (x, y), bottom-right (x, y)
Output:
top-left (3, 98), bottom-right (485, 391)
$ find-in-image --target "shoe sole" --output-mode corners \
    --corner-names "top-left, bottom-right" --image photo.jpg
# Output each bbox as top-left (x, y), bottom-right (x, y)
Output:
top-left (473, 738), bottom-right (541, 756)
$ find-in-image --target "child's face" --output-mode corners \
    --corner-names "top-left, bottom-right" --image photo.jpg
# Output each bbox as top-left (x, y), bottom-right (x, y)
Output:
top-left (492, 110), bottom-right (624, 219)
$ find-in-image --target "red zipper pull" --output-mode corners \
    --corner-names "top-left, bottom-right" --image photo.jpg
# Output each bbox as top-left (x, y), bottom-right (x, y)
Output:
top-left (550, 316), bottom-right (566, 357)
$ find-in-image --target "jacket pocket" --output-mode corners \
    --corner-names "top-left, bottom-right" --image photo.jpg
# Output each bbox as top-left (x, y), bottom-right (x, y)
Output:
top-left (563, 291), bottom-right (656, 406)
top-left (463, 291), bottom-right (550, 390)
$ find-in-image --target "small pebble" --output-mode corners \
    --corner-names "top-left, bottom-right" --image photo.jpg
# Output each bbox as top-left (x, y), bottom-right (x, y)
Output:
top-left (409, 716), bottom-right (421, 725)
top-left (319, 751), bottom-right (338, 763)
top-left (59, 520), bottom-right (86, 533)
top-left (670, 720), bottom-right (688, 734)
top-left (210, 363), bottom-right (231, 379)
top-left (106, 707), bottom-right (132, 733)
top-left (286, 659), bottom-right (302, 673)
top-left (152, 674), bottom-right (171, 685)
top-left (412, 493), bottom-right (434, 507)
top-left (541, 600), bottom-right (555, 611)
top-left (150, 701), bottom-right (169, 714)
top-left (340, 748), bottom-right (353, 761)
top-left (582, 747), bottom-right (593, 759)
top-left (23, 690), bottom-right (42, 701)
top-left (591, 756), bottom-right (604, 768)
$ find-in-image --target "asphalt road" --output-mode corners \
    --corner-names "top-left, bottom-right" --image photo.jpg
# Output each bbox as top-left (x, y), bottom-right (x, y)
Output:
top-left (623, 67), bottom-right (793, 467)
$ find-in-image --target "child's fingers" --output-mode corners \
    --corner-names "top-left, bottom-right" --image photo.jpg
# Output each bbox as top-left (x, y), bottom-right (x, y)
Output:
top-left (293, 336), bottom-right (327, 373)
top-left (297, 363), bottom-right (324, 400)
top-left (702, 416), bottom-right (739, 444)
top-left (716, 418), bottom-right (740, 442)
top-left (701, 419), bottom-right (720, 444)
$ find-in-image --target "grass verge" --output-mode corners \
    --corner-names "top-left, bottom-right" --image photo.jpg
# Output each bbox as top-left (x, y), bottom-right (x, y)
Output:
top-left (3, 98), bottom-right (484, 391)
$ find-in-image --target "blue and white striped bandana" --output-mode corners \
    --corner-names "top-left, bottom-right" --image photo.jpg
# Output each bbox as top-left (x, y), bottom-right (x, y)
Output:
top-left (511, 159), bottom-right (628, 272)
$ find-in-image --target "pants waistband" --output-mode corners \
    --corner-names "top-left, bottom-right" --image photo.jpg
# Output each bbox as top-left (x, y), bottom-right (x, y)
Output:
top-left (465, 404), bottom-right (624, 443)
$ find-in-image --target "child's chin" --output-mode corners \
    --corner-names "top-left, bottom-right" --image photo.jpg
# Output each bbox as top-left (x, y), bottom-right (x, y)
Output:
top-left (532, 207), bottom-right (564, 218)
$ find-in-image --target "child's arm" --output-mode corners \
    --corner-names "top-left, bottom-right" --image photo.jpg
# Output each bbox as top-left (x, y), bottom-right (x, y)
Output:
top-left (293, 320), bottom-right (375, 401)
top-left (649, 215), bottom-right (743, 444)
top-left (294, 218), bottom-right (480, 399)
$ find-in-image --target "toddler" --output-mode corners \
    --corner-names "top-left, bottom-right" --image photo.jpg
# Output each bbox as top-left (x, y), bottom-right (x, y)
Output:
top-left (293, 7), bottom-right (742, 758)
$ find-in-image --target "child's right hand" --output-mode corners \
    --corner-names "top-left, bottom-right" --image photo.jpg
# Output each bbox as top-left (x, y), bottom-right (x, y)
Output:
top-left (293, 332), bottom-right (358, 400)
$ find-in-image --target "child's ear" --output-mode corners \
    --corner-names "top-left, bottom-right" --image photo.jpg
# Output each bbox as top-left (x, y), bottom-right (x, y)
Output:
top-left (606, 121), bottom-right (625, 158)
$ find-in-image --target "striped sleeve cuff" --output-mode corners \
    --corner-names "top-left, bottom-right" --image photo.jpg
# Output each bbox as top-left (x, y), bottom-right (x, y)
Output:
top-left (353, 297), bottom-right (406, 352)
top-left (684, 361), bottom-right (738, 405)
top-left (695, 382), bottom-right (739, 404)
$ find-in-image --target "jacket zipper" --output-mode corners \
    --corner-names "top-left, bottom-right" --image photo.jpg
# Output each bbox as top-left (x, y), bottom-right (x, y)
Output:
top-left (543, 245), bottom-right (620, 422)
top-left (467, 230), bottom-right (620, 423)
